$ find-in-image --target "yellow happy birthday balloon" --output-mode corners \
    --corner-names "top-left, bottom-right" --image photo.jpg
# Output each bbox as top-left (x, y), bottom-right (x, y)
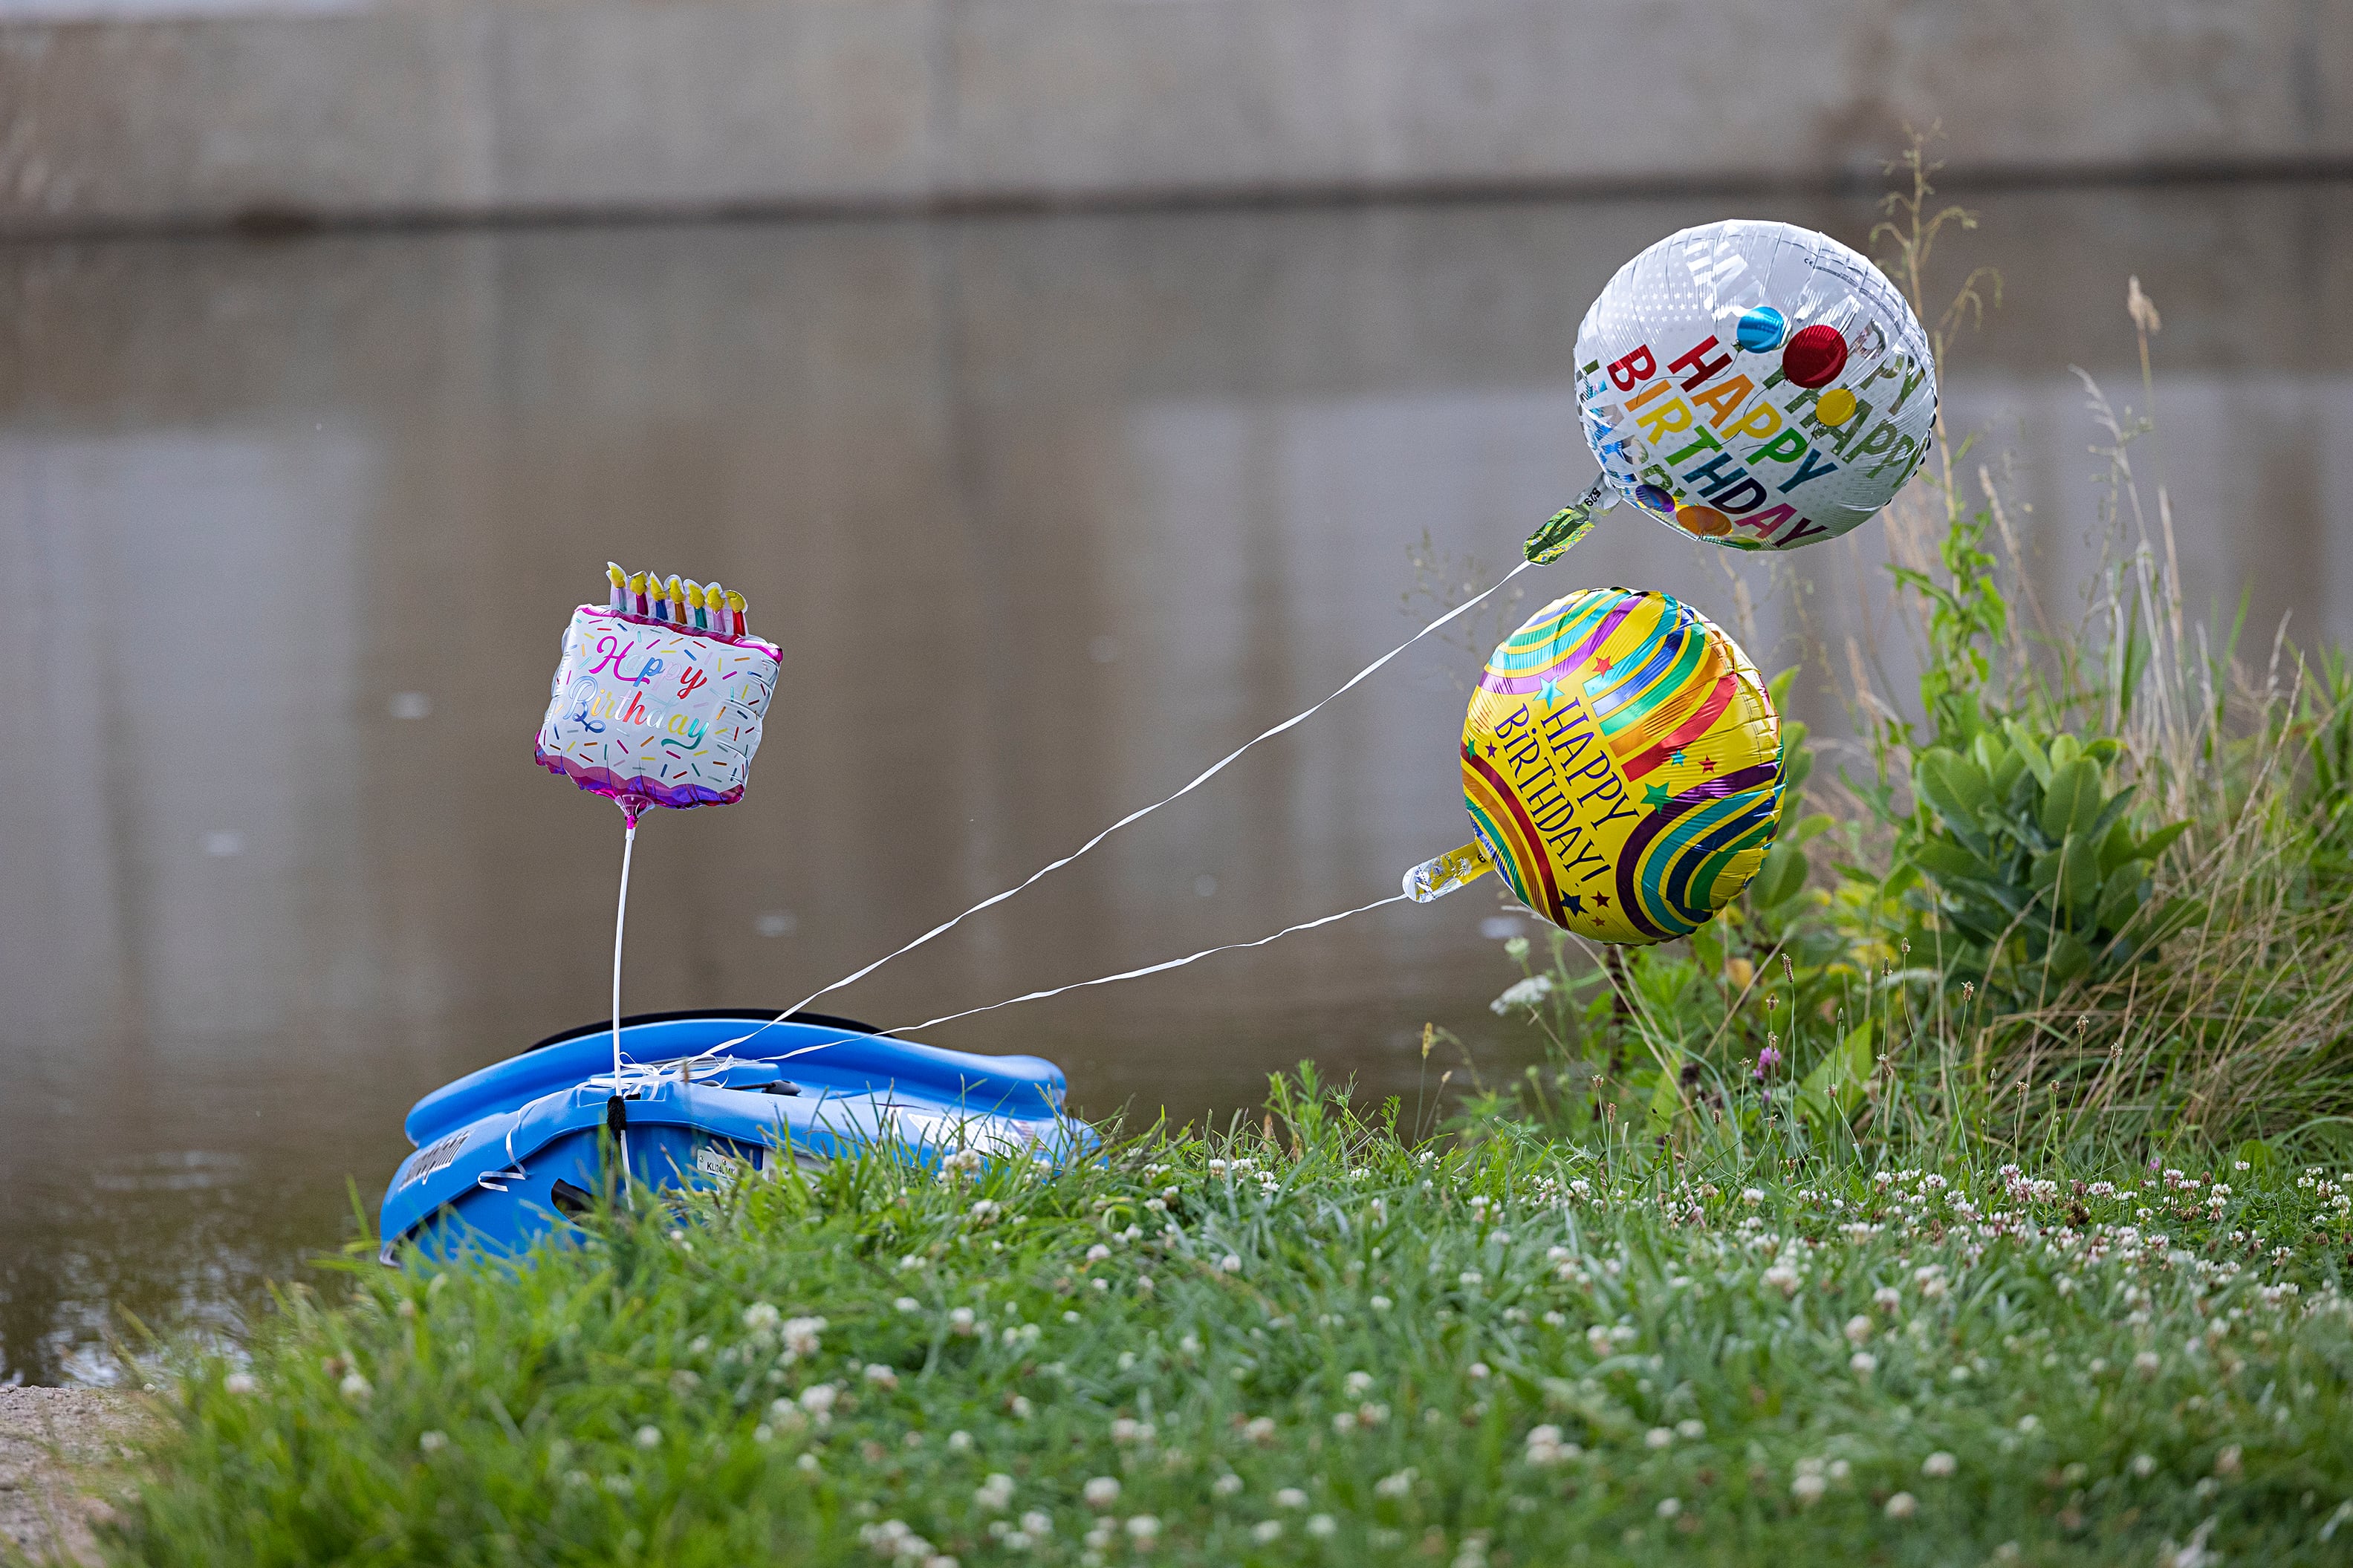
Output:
top-left (1460, 588), bottom-right (1781, 944)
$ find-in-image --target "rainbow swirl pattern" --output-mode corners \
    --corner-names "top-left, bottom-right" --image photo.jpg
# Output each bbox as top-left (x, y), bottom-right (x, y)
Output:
top-left (1461, 588), bottom-right (1780, 944)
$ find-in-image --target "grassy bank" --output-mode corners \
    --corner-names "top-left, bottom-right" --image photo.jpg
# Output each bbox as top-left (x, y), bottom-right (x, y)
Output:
top-left (91, 1085), bottom-right (2353, 1567)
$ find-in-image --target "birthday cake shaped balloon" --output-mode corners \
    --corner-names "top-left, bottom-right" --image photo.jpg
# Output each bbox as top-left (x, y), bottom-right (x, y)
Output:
top-left (534, 565), bottom-right (781, 816)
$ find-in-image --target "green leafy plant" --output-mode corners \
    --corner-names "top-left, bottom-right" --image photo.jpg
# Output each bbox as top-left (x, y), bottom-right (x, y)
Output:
top-left (1907, 720), bottom-right (2193, 995)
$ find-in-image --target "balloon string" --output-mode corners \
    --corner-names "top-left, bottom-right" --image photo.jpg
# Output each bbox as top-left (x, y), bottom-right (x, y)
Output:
top-left (611, 807), bottom-right (637, 1206)
top-left (776, 891), bottom-right (1410, 1054)
top-left (716, 556), bottom-right (1536, 1055)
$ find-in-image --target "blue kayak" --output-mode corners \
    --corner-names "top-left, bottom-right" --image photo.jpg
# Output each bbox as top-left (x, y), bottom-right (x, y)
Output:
top-left (378, 1009), bottom-right (1091, 1264)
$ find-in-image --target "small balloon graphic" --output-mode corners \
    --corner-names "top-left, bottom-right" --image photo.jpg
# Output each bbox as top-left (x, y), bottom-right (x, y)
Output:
top-left (1780, 322), bottom-right (1849, 388)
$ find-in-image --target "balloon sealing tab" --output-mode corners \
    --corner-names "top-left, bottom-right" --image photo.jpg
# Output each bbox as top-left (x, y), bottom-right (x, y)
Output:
top-left (1403, 840), bottom-right (1494, 903)
top-left (1525, 478), bottom-right (1610, 565)
top-left (1524, 504), bottom-right (1594, 565)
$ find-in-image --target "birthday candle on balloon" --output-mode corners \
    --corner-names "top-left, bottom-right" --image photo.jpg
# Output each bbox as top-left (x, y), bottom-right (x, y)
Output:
top-left (650, 576), bottom-right (670, 623)
top-left (702, 580), bottom-right (724, 635)
top-left (606, 562), bottom-right (627, 614)
top-left (665, 575), bottom-right (685, 625)
top-left (726, 589), bottom-right (747, 638)
top-left (684, 579), bottom-right (707, 632)
top-left (627, 570), bottom-right (648, 619)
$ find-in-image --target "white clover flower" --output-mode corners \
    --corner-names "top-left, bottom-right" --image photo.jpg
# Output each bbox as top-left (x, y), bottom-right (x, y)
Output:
top-left (1221, 1255), bottom-right (1242, 1275)
top-left (863, 1363), bottom-right (900, 1390)
top-left (1126, 1516), bottom-right (1160, 1543)
top-left (1009, 1396), bottom-right (1034, 1419)
top-left (947, 1430), bottom-right (973, 1452)
top-left (1884, 1491), bottom-right (1918, 1519)
top-left (223, 1373), bottom-right (257, 1395)
top-left (1851, 1351), bottom-right (1878, 1377)
top-left (1645, 1427), bottom-right (1673, 1449)
top-left (753, 1424), bottom-right (774, 1443)
top-left (1021, 1511), bottom-right (1054, 1535)
top-left (1742, 1188), bottom-right (1765, 1206)
top-left (1273, 1487), bottom-right (1308, 1509)
top-left (1085, 1244), bottom-right (1111, 1264)
top-left (418, 1430), bottom-right (449, 1454)
top-left (1469, 1362), bottom-right (1491, 1380)
top-left (1083, 1477), bottom-right (1121, 1509)
top-left (635, 1425), bottom-right (662, 1449)
top-left (799, 1383), bottom-right (840, 1415)
top-left (1306, 1515), bottom-right (1337, 1538)
top-left (796, 1453), bottom-right (820, 1472)
top-left (976, 1474), bottom-right (1016, 1512)
top-left (742, 1302), bottom-right (782, 1333)
top-left (2214, 1445), bottom-right (2242, 1476)
top-left (2132, 1454), bottom-right (2157, 1477)
top-left (1656, 1497), bottom-right (1682, 1519)
top-left (1843, 1315), bottom-right (1874, 1344)
top-left (1252, 1521), bottom-right (1283, 1543)
top-left (2134, 1350), bottom-right (2162, 1379)
top-left (1874, 1286), bottom-right (1902, 1311)
top-left (1675, 1419), bottom-right (1706, 1439)
top-left (1490, 975), bottom-right (1554, 1014)
top-left (1375, 1468), bottom-right (1418, 1498)
top-left (782, 1317), bottom-right (828, 1359)
top-left (895, 1297), bottom-right (921, 1314)
top-left (339, 1372), bottom-right (372, 1403)
top-left (1791, 1472), bottom-right (1826, 1506)
top-left (1922, 1451), bottom-right (1957, 1477)
top-left (1212, 1473), bottom-right (1243, 1497)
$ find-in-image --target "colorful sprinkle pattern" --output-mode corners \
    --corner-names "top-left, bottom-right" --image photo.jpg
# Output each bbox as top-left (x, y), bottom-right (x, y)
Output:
top-left (1461, 588), bottom-right (1781, 945)
top-left (533, 606), bottom-right (782, 813)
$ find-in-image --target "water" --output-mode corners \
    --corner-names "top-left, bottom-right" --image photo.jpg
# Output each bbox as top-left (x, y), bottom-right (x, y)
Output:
top-left (3, 178), bottom-right (2349, 1383)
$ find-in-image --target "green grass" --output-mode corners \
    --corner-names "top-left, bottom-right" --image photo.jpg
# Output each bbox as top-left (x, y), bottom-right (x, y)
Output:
top-left (90, 1082), bottom-right (2353, 1567)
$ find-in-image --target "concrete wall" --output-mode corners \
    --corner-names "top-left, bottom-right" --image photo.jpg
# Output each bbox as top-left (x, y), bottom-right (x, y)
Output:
top-left (0, 0), bottom-right (2347, 232)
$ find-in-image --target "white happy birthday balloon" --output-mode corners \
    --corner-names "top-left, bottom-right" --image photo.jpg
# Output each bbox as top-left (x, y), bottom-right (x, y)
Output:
top-left (1574, 220), bottom-right (1936, 552)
